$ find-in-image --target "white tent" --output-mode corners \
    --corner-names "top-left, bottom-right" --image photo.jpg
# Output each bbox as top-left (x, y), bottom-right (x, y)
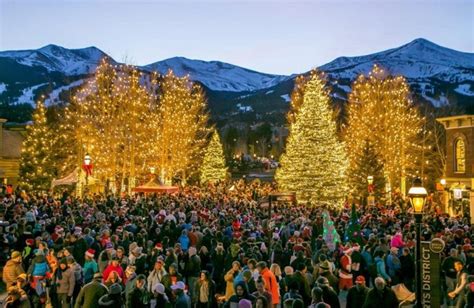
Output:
top-left (51, 168), bottom-right (98, 188)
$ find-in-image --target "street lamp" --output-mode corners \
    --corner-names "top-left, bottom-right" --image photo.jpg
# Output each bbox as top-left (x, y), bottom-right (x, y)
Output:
top-left (367, 175), bottom-right (374, 206)
top-left (83, 153), bottom-right (92, 194)
top-left (408, 177), bottom-right (427, 308)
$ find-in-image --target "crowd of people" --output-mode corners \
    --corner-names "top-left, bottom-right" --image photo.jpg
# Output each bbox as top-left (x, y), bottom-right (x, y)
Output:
top-left (1, 180), bottom-right (473, 308)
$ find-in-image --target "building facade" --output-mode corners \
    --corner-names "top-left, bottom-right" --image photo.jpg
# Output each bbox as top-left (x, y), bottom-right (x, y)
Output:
top-left (0, 119), bottom-right (26, 186)
top-left (437, 115), bottom-right (474, 222)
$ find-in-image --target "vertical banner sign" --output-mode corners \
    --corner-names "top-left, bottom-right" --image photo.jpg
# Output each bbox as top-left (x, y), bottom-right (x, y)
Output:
top-left (421, 239), bottom-right (444, 307)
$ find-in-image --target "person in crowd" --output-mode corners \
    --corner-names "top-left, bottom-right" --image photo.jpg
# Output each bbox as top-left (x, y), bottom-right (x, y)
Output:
top-left (363, 277), bottom-right (398, 308)
top-left (83, 249), bottom-right (99, 284)
top-left (126, 274), bottom-right (148, 307)
top-left (172, 281), bottom-right (191, 308)
top-left (346, 275), bottom-right (369, 308)
top-left (150, 282), bottom-right (171, 308)
top-left (98, 283), bottom-right (123, 307)
top-left (3, 251), bottom-right (25, 287)
top-left (147, 257), bottom-right (167, 293)
top-left (257, 261), bottom-right (280, 306)
top-left (224, 281), bottom-right (256, 307)
top-left (448, 260), bottom-right (468, 308)
top-left (54, 257), bottom-right (76, 308)
top-left (224, 261), bottom-right (241, 300)
top-left (74, 272), bottom-right (108, 308)
top-left (316, 276), bottom-right (340, 308)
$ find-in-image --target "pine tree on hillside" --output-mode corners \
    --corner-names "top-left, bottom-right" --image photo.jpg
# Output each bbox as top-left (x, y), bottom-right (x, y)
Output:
top-left (200, 129), bottom-right (228, 184)
top-left (19, 100), bottom-right (56, 191)
top-left (275, 72), bottom-right (348, 205)
top-left (348, 139), bottom-right (385, 199)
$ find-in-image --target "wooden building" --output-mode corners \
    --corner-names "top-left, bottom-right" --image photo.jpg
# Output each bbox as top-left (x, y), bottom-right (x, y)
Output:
top-left (0, 119), bottom-right (26, 186)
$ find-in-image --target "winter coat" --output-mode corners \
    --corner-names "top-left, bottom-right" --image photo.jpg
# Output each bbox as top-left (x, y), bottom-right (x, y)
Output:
top-left (127, 287), bottom-right (148, 308)
top-left (74, 280), bottom-right (108, 308)
top-left (260, 267), bottom-right (280, 304)
top-left (175, 292), bottom-right (192, 308)
top-left (374, 257), bottom-right (390, 281)
top-left (362, 286), bottom-right (398, 308)
top-left (103, 264), bottom-right (124, 282)
top-left (346, 285), bottom-right (369, 308)
top-left (147, 268), bottom-right (167, 292)
top-left (83, 260), bottom-right (99, 283)
top-left (55, 267), bottom-right (75, 296)
top-left (193, 278), bottom-right (216, 307)
top-left (98, 293), bottom-right (124, 307)
top-left (3, 259), bottom-right (25, 287)
top-left (224, 269), bottom-right (239, 300)
top-left (320, 285), bottom-right (340, 308)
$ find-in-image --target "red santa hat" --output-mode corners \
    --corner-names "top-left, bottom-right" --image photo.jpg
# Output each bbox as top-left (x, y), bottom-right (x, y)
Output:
top-left (155, 243), bottom-right (163, 250)
top-left (55, 225), bottom-right (64, 233)
top-left (85, 249), bottom-right (95, 258)
top-left (352, 243), bottom-right (361, 252)
top-left (25, 239), bottom-right (34, 246)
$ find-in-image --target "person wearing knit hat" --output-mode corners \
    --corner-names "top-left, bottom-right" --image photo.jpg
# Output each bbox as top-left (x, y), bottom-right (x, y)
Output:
top-left (238, 298), bottom-right (252, 308)
top-left (150, 282), bottom-right (170, 308)
top-left (83, 249), bottom-right (99, 284)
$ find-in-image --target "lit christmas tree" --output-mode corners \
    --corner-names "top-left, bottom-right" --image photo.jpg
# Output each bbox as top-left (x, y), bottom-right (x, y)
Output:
top-left (345, 203), bottom-right (362, 244)
top-left (345, 64), bottom-right (424, 192)
top-left (200, 129), bottom-right (228, 183)
top-left (348, 139), bottom-right (385, 200)
top-left (322, 210), bottom-right (341, 251)
top-left (276, 72), bottom-right (348, 205)
top-left (19, 99), bottom-right (57, 191)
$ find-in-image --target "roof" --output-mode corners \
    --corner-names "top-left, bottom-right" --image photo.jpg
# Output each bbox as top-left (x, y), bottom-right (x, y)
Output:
top-left (437, 115), bottom-right (474, 129)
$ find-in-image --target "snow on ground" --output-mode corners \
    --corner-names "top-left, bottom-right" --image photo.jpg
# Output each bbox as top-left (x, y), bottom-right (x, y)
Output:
top-left (44, 80), bottom-right (84, 106)
top-left (15, 83), bottom-right (48, 105)
top-left (265, 90), bottom-right (274, 94)
top-left (0, 83), bottom-right (6, 94)
top-left (337, 85), bottom-right (352, 93)
top-left (454, 84), bottom-right (474, 96)
top-left (422, 92), bottom-right (449, 108)
top-left (280, 94), bottom-right (291, 102)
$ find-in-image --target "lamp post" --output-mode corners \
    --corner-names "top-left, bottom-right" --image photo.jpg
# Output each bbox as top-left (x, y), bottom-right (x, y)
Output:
top-left (408, 177), bottom-right (427, 308)
top-left (83, 153), bottom-right (92, 195)
top-left (367, 175), bottom-right (374, 206)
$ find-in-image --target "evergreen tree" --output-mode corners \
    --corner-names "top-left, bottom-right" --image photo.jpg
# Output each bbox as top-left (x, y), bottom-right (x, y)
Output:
top-left (19, 99), bottom-right (56, 191)
top-left (345, 203), bottom-right (363, 244)
top-left (276, 72), bottom-right (348, 205)
top-left (348, 139), bottom-right (385, 199)
top-left (345, 65), bottom-right (424, 191)
top-left (200, 129), bottom-right (228, 183)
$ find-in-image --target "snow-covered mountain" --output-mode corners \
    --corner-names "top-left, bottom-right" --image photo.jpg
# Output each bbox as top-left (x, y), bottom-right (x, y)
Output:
top-left (143, 57), bottom-right (291, 92)
top-left (321, 38), bottom-right (474, 83)
top-left (0, 38), bottom-right (473, 122)
top-left (0, 44), bottom-right (110, 76)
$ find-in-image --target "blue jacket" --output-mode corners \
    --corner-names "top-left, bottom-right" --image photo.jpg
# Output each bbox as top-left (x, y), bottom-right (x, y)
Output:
top-left (83, 260), bottom-right (99, 283)
top-left (375, 256), bottom-right (390, 281)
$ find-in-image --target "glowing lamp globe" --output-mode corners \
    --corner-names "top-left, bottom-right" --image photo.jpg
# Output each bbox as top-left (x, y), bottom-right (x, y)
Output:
top-left (367, 175), bottom-right (374, 185)
top-left (408, 178), bottom-right (427, 214)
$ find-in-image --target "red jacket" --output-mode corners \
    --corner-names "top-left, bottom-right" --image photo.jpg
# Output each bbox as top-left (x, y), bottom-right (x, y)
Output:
top-left (102, 263), bottom-right (124, 282)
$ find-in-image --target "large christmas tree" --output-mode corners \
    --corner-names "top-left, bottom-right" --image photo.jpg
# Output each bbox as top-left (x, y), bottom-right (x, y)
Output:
top-left (345, 64), bottom-right (424, 192)
top-left (19, 99), bottom-right (56, 191)
top-left (276, 72), bottom-right (348, 205)
top-left (200, 129), bottom-right (228, 184)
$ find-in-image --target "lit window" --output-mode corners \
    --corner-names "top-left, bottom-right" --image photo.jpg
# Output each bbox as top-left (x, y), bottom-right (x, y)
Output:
top-left (455, 138), bottom-right (466, 173)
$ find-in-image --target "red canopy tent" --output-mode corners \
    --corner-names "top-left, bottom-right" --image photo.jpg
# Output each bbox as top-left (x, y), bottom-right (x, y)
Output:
top-left (132, 179), bottom-right (179, 194)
